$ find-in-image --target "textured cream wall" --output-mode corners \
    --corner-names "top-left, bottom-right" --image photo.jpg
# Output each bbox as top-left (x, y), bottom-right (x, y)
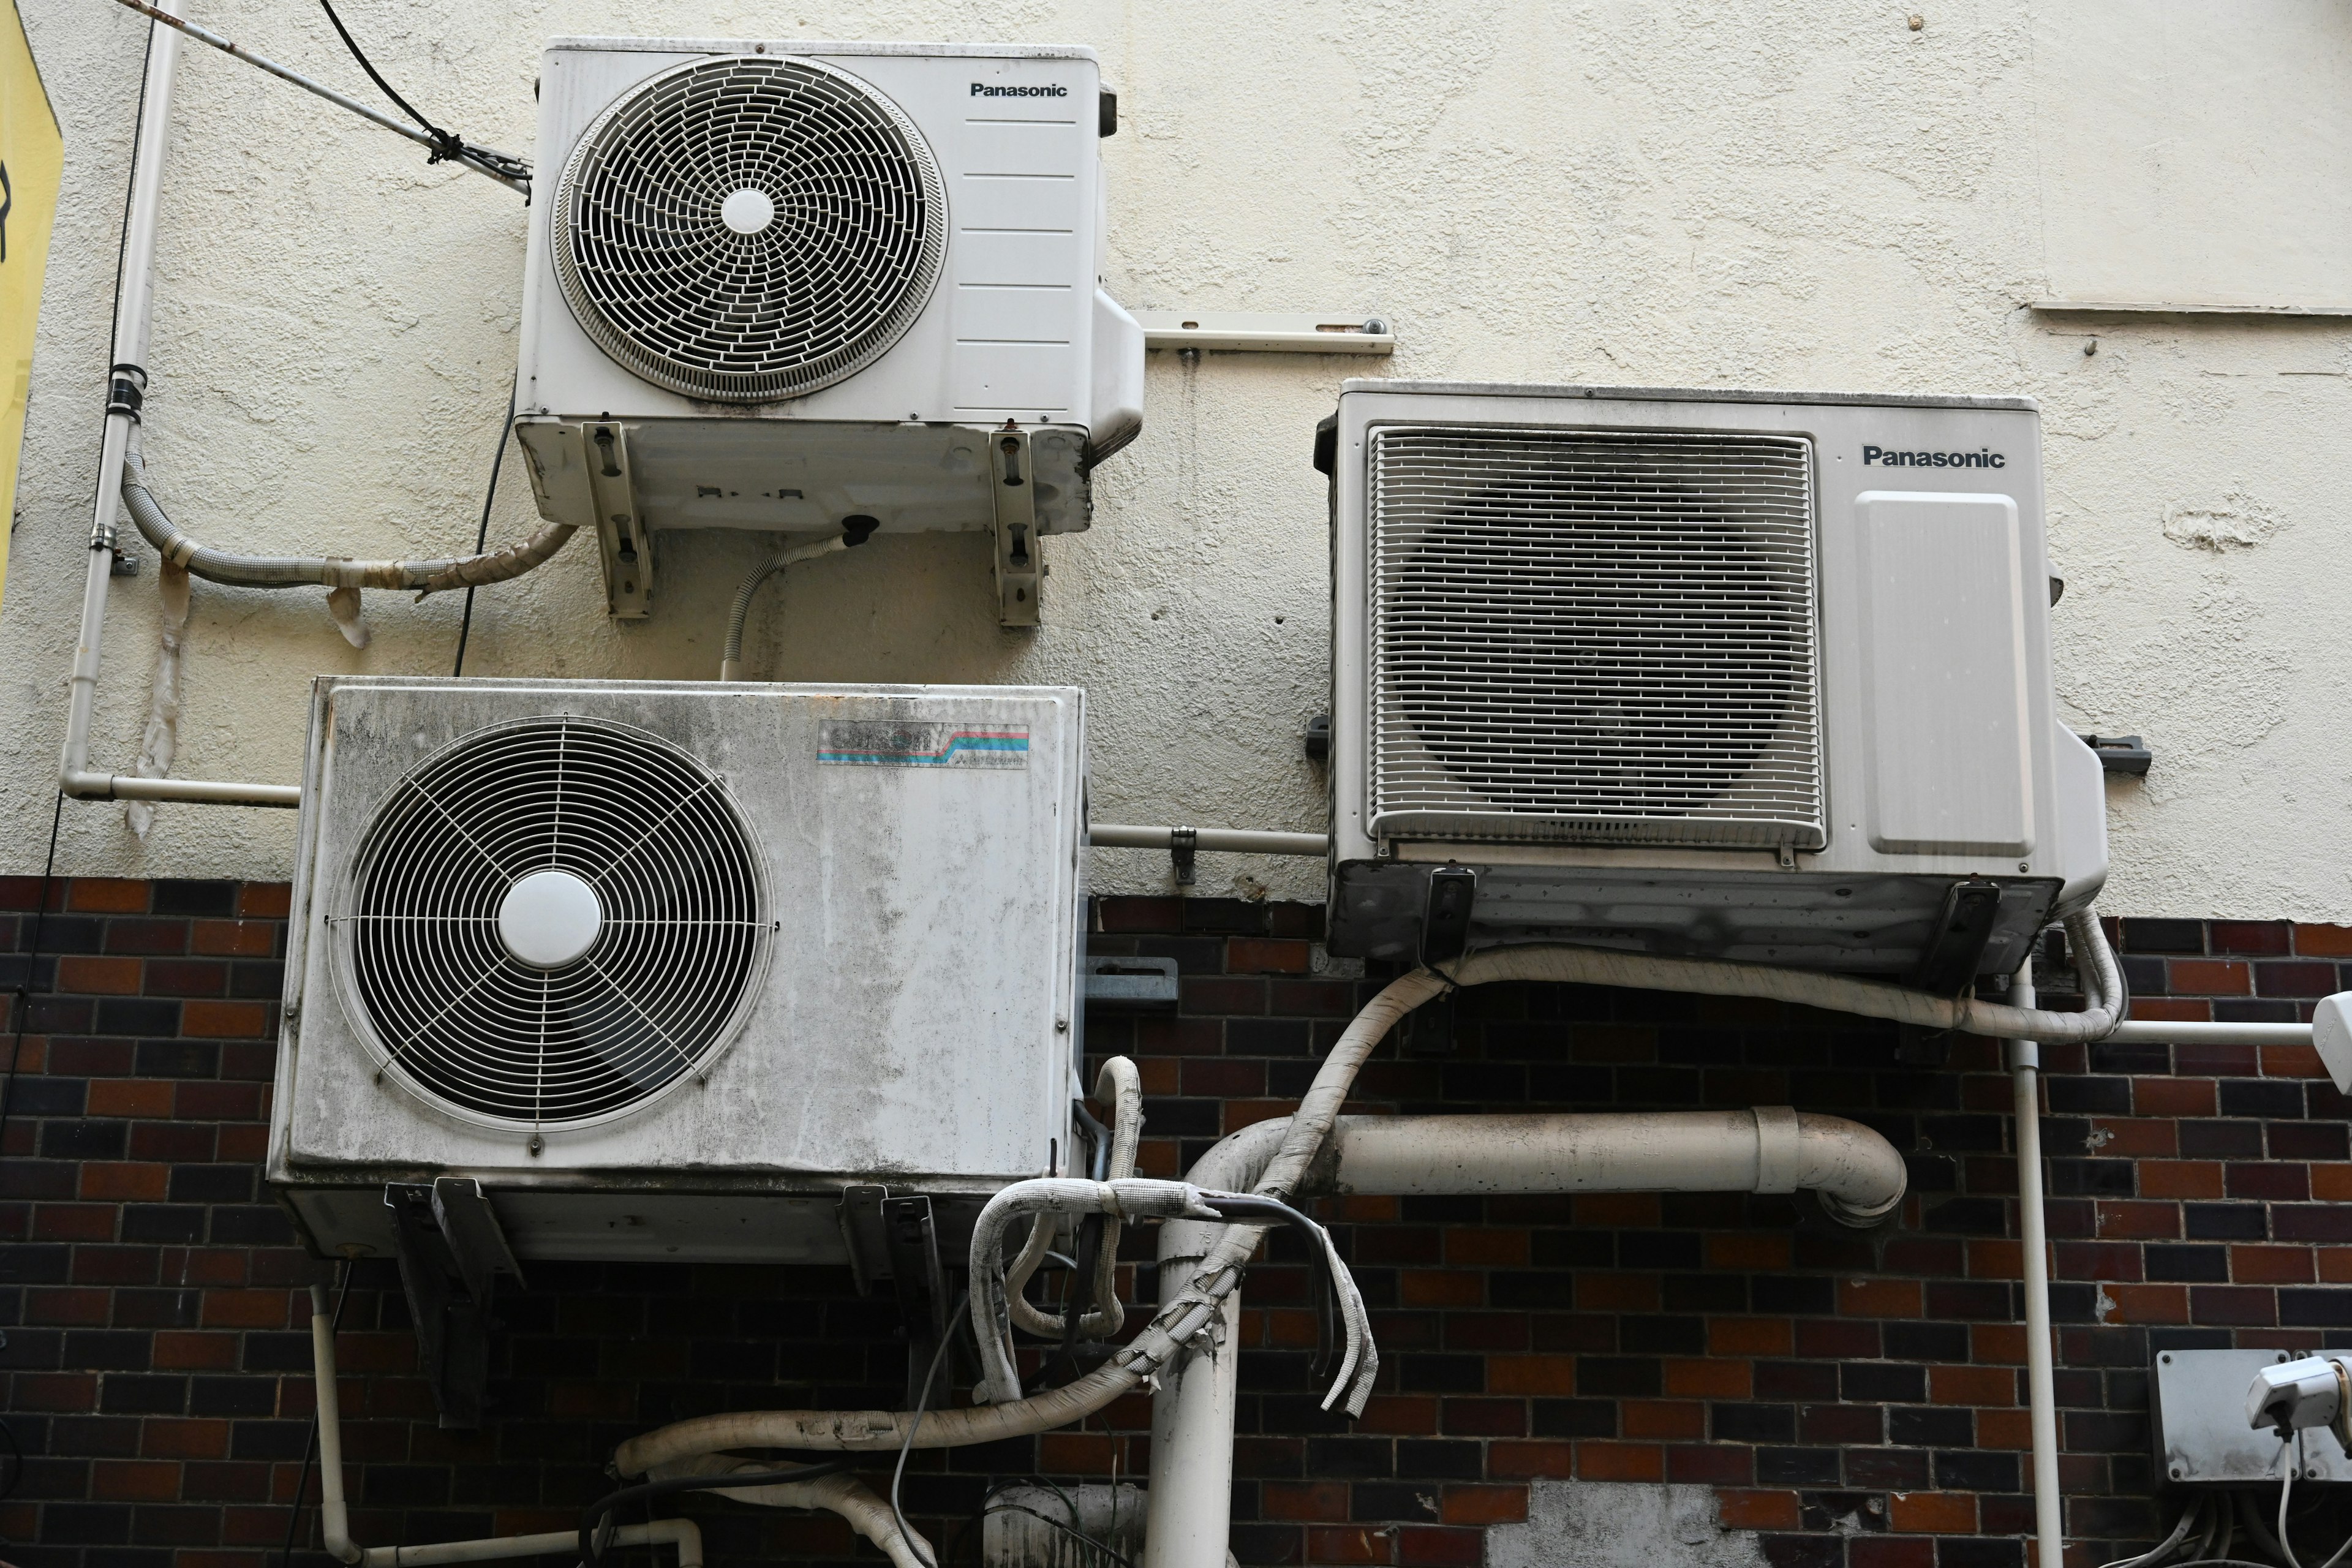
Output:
top-left (4, 0), bottom-right (2348, 914)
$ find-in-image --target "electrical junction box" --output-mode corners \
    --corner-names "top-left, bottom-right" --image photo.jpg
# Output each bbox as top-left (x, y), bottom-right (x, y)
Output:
top-left (513, 37), bottom-right (1144, 621)
top-left (266, 676), bottom-right (1087, 1265)
top-left (1322, 381), bottom-right (2109, 979)
top-left (2153, 1349), bottom-right (2352, 1485)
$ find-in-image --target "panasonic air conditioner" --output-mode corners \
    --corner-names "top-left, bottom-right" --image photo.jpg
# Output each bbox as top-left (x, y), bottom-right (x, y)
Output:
top-left (1322, 381), bottom-right (2108, 984)
top-left (512, 39), bottom-right (1145, 626)
top-left (266, 676), bottom-right (1086, 1265)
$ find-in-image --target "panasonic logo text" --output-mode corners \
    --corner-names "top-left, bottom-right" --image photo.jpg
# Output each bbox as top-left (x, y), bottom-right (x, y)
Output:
top-left (1863, 445), bottom-right (2005, 469)
top-left (971, 83), bottom-right (1069, 97)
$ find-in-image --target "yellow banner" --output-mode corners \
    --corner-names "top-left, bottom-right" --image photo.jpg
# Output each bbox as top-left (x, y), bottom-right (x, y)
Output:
top-left (0, 0), bottom-right (63, 609)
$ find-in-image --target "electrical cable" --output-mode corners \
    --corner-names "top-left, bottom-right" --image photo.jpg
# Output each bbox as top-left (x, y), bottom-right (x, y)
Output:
top-left (2281, 1436), bottom-right (2308, 1568)
top-left (450, 378), bottom-right (518, 677)
top-left (1199, 1192), bottom-right (1339, 1382)
top-left (575, 1461), bottom-right (859, 1562)
top-left (277, 1261), bottom-right (354, 1567)
top-left (312, 0), bottom-right (527, 180)
top-left (891, 1288), bottom-right (971, 1568)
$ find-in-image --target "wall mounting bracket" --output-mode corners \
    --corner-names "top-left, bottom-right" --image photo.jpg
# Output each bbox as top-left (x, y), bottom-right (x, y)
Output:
top-left (991, 424), bottom-right (1042, 627)
top-left (383, 1178), bottom-right (524, 1430)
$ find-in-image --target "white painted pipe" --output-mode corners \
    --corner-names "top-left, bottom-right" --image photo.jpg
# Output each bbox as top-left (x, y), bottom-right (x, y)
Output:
top-left (59, 2), bottom-right (301, 814)
top-left (308, 1287), bottom-right (702, 1566)
top-left (2107, 1020), bottom-right (2313, 1046)
top-left (1141, 1107), bottom-right (1912, 1568)
top-left (2010, 960), bottom-right (2065, 1568)
top-left (1087, 824), bottom-right (1329, 856)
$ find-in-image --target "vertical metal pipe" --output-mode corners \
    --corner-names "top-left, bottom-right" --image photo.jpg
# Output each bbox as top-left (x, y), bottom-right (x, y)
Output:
top-left (61, 1), bottom-right (185, 790)
top-left (2011, 957), bottom-right (2065, 1567)
top-left (1142, 1288), bottom-right (1240, 1568)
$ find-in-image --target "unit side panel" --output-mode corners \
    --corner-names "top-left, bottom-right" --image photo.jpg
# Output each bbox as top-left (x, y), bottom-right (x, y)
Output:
top-left (1853, 492), bottom-right (2034, 856)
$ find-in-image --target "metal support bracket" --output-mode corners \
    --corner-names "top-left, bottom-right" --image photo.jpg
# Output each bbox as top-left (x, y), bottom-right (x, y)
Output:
top-left (990, 423), bottom-right (1042, 628)
top-left (586, 421), bottom-right (652, 620)
top-left (1169, 826), bottom-right (1197, 888)
top-left (883, 1194), bottom-right (952, 1406)
top-left (384, 1179), bottom-right (523, 1429)
top-left (837, 1183), bottom-right (891, 1297)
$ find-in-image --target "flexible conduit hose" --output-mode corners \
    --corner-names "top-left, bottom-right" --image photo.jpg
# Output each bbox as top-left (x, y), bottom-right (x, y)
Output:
top-left (1002, 1057), bottom-right (1143, 1341)
top-left (611, 914), bottom-right (2121, 1474)
top-left (720, 521), bottom-right (876, 680)
top-left (119, 451), bottom-right (575, 594)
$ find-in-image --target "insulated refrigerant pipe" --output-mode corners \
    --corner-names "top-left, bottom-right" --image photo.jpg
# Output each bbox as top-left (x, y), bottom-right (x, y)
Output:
top-left (615, 924), bottom-right (2127, 1479)
top-left (58, 6), bottom-right (298, 812)
top-left (1140, 1109), bottom-right (1912, 1568)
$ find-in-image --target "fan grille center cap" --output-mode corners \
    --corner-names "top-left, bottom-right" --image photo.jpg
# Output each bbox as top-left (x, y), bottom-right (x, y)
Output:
top-left (497, 870), bottom-right (604, 970)
top-left (720, 188), bottom-right (776, 235)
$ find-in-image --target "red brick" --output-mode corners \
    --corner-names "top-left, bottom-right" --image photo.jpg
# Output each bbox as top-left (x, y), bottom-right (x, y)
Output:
top-left (2091, 1118), bottom-right (2174, 1157)
top-left (1401, 1270), bottom-right (1484, 1309)
top-left (93, 1459), bottom-right (181, 1501)
top-left (182, 1001), bottom-right (270, 1039)
top-left (1444, 1228), bottom-right (1528, 1267)
top-left (57, 955), bottom-right (144, 995)
top-left (10, 1373), bottom-right (98, 1411)
top-left (1488, 1356), bottom-right (1576, 1396)
top-left (1573, 1193), bottom-right (1659, 1226)
top-left (1623, 1401), bottom-right (1705, 1440)
top-left (1263, 1482), bottom-right (1349, 1520)
top-left (1440, 1398), bottom-right (1525, 1438)
top-left (238, 883), bottom-right (293, 918)
top-left (191, 920), bottom-right (276, 957)
top-left (1306, 1526), bottom-right (1393, 1565)
top-left (201, 1290), bottom-right (290, 1330)
top-left (1708, 1318), bottom-right (1793, 1356)
top-left (1577, 1274), bottom-right (1659, 1312)
top-left (2233, 1245), bottom-right (2317, 1283)
top-left (2320, 1249), bottom-right (2352, 1284)
top-left (87, 1080), bottom-right (176, 1119)
top-left (1441, 1485), bottom-right (1528, 1526)
top-left (1966, 1238), bottom-right (2024, 1278)
top-left (80, 1163), bottom-right (168, 1200)
top-left (1706, 1234), bottom-right (1791, 1270)
top-left (1839, 1278), bottom-right (1921, 1317)
top-left (1227, 937), bottom-right (1309, 974)
top-left (2133, 1078), bottom-right (2217, 1117)
top-left (2229, 1163), bottom-right (2309, 1201)
top-left (1716, 1490), bottom-right (1802, 1531)
top-left (1096, 897), bottom-right (1182, 933)
top-left (1664, 1359), bottom-right (1751, 1399)
top-left (2095, 1200), bottom-right (2180, 1238)
top-left (1577, 1443), bottom-right (1664, 1482)
top-left (2139, 1161), bottom-right (2224, 1199)
top-left (2101, 1284), bottom-right (2190, 1324)
top-left (1488, 1441), bottom-right (1577, 1479)
top-left (142, 1420), bottom-right (231, 1460)
top-left (1357, 1396), bottom-right (1442, 1434)
top-left (154, 1332), bottom-right (239, 1370)
top-left (1977, 1408), bottom-right (2033, 1449)
top-left (1889, 1491), bottom-right (1976, 1534)
top-left (1929, 1365), bottom-right (2016, 1406)
top-left (176, 1082), bottom-right (262, 1121)
top-left (1972, 1324), bottom-right (2027, 1365)
top-left (2263, 1044), bottom-right (2331, 1080)
top-left (1036, 1432), bottom-right (1121, 1473)
top-left (70, 878), bottom-right (152, 913)
top-left (1179, 1058), bottom-right (1265, 1097)
top-left (1397, 1526), bottom-right (1483, 1567)
top-left (32, 1204), bottom-right (116, 1242)
top-left (1850, 1538), bottom-right (1939, 1568)
top-left (2168, 959), bottom-right (2250, 995)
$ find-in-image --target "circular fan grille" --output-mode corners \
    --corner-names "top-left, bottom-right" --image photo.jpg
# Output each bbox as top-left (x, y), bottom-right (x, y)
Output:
top-left (334, 717), bottom-right (769, 1129)
top-left (553, 55), bottom-right (946, 403)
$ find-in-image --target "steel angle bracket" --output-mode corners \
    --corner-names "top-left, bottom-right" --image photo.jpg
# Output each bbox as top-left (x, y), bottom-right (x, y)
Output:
top-left (883, 1194), bottom-right (956, 1406)
top-left (385, 1178), bottom-right (524, 1430)
top-left (585, 421), bottom-right (652, 619)
top-left (990, 423), bottom-right (1042, 627)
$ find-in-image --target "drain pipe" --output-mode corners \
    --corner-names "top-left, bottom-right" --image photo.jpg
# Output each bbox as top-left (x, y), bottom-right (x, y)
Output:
top-left (59, 3), bottom-right (299, 810)
top-left (1142, 1109), bottom-right (1912, 1568)
top-left (2011, 958), bottom-right (2065, 1568)
top-left (307, 1287), bottom-right (703, 1566)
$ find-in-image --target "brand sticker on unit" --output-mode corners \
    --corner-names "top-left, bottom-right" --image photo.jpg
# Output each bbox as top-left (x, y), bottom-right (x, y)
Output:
top-left (818, 721), bottom-right (1030, 769)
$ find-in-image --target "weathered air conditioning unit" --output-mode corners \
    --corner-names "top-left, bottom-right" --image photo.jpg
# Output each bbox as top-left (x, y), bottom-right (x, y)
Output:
top-left (1322, 381), bottom-right (2107, 983)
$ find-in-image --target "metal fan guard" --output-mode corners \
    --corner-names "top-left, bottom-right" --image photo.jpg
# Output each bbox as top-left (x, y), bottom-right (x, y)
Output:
top-left (330, 715), bottom-right (771, 1132)
top-left (553, 54), bottom-right (948, 404)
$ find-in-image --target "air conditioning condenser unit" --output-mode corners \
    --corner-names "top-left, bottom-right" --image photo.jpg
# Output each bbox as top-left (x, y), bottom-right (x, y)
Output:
top-left (513, 39), bottom-right (1144, 625)
top-left (1322, 381), bottom-right (2107, 984)
top-left (266, 676), bottom-right (1087, 1265)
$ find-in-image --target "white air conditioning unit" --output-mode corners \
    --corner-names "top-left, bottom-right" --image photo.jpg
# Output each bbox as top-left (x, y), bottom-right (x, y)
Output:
top-left (1324, 381), bottom-right (2108, 982)
top-left (512, 39), bottom-right (1144, 625)
top-left (266, 676), bottom-right (1087, 1264)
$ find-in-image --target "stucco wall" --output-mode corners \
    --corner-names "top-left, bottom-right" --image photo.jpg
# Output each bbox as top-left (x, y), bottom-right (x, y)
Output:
top-left (3, 0), bottom-right (2348, 913)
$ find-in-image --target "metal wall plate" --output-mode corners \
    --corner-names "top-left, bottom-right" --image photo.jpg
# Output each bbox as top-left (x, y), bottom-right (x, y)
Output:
top-left (1083, 956), bottom-right (1180, 1012)
top-left (2154, 1349), bottom-right (2352, 1484)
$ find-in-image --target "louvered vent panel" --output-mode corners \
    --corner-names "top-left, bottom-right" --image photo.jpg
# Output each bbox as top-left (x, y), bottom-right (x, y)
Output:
top-left (333, 717), bottom-right (768, 1129)
top-left (1369, 426), bottom-right (1824, 848)
top-left (554, 55), bottom-right (946, 404)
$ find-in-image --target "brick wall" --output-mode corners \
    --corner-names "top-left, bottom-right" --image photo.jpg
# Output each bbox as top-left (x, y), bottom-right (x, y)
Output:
top-left (4, 879), bottom-right (2351, 1568)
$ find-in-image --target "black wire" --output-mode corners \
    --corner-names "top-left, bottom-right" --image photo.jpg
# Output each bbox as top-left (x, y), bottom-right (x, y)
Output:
top-left (278, 1262), bottom-right (355, 1567)
top-left (576, 1461), bottom-right (858, 1563)
top-left (450, 378), bottom-right (518, 677)
top-left (311, 0), bottom-right (527, 179)
top-left (891, 1287), bottom-right (972, 1568)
